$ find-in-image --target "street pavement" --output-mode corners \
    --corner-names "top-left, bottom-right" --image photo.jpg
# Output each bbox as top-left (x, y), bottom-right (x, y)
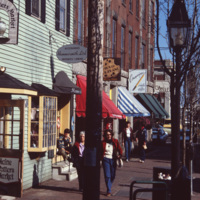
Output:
top-left (1, 143), bottom-right (200, 200)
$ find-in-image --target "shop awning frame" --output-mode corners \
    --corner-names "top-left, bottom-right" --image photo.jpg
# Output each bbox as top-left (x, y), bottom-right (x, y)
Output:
top-left (76, 75), bottom-right (125, 119)
top-left (53, 71), bottom-right (81, 95)
top-left (31, 83), bottom-right (58, 96)
top-left (0, 73), bottom-right (37, 96)
top-left (118, 87), bottom-right (150, 117)
top-left (136, 93), bottom-right (168, 119)
top-left (152, 95), bottom-right (170, 118)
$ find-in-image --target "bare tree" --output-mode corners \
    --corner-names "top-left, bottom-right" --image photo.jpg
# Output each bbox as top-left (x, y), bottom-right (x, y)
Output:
top-left (156, 0), bottom-right (200, 199)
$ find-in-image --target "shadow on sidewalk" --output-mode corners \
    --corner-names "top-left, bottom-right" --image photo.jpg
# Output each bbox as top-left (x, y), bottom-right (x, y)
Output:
top-left (193, 178), bottom-right (200, 193)
top-left (33, 185), bottom-right (80, 193)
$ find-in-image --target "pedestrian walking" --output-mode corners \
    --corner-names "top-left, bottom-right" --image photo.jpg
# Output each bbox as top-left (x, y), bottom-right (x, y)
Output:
top-left (136, 121), bottom-right (147, 163)
top-left (122, 121), bottom-right (134, 162)
top-left (101, 129), bottom-right (123, 197)
top-left (71, 131), bottom-right (85, 192)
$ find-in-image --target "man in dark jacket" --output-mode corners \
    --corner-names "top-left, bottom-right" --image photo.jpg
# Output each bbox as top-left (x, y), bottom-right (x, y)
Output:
top-left (57, 128), bottom-right (72, 162)
top-left (136, 121), bottom-right (147, 163)
top-left (71, 131), bottom-right (85, 192)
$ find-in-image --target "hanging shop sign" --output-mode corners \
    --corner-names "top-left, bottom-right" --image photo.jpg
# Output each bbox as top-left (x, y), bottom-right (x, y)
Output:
top-left (129, 69), bottom-right (147, 93)
top-left (154, 81), bottom-right (170, 93)
top-left (0, 157), bottom-right (19, 183)
top-left (56, 44), bottom-right (87, 63)
top-left (0, 0), bottom-right (18, 44)
top-left (103, 58), bottom-right (121, 81)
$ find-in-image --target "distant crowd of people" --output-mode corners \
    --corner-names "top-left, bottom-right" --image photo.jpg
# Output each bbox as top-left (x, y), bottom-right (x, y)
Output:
top-left (57, 120), bottom-right (149, 197)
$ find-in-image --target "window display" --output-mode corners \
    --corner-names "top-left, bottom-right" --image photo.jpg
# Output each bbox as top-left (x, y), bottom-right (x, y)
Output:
top-left (28, 96), bottom-right (57, 152)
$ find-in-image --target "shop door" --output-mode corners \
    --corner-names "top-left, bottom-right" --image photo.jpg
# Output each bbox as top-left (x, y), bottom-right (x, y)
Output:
top-left (0, 100), bottom-right (24, 197)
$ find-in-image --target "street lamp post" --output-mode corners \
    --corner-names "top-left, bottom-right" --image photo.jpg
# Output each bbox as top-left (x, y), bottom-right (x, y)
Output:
top-left (167, 0), bottom-right (191, 199)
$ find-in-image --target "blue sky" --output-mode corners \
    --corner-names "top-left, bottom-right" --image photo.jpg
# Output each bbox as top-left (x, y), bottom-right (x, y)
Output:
top-left (154, 1), bottom-right (173, 61)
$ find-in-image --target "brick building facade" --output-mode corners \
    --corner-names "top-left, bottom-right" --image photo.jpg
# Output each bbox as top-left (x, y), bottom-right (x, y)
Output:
top-left (72, 0), bottom-right (155, 137)
top-left (154, 59), bottom-right (172, 118)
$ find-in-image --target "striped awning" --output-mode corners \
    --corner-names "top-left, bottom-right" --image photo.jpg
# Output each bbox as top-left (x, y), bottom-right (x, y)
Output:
top-left (118, 87), bottom-right (150, 117)
top-left (136, 93), bottom-right (169, 119)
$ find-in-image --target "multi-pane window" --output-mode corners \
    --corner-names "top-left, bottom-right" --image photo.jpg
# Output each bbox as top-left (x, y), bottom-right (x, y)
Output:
top-left (26, 0), bottom-right (45, 23)
top-left (142, 0), bottom-right (146, 27)
top-left (55, 0), bottom-right (70, 36)
top-left (142, 43), bottom-right (146, 69)
top-left (31, 0), bottom-right (40, 18)
top-left (136, 0), bottom-right (139, 18)
top-left (112, 19), bottom-right (117, 57)
top-left (60, 0), bottom-right (66, 31)
top-left (43, 97), bottom-right (57, 148)
top-left (0, 101), bottom-right (23, 150)
top-left (150, 48), bottom-right (153, 81)
top-left (28, 96), bottom-right (57, 152)
top-left (135, 37), bottom-right (139, 69)
top-left (128, 32), bottom-right (132, 69)
top-left (150, 2), bottom-right (154, 33)
top-left (78, 0), bottom-right (83, 45)
top-left (129, 0), bottom-right (133, 11)
top-left (121, 26), bottom-right (125, 70)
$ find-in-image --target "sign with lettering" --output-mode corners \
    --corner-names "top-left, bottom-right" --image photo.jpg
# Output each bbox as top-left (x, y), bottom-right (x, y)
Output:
top-left (154, 82), bottom-right (170, 93)
top-left (0, 157), bottom-right (19, 183)
top-left (103, 58), bottom-right (121, 81)
top-left (56, 44), bottom-right (87, 63)
top-left (129, 69), bottom-right (147, 93)
top-left (0, 0), bottom-right (18, 44)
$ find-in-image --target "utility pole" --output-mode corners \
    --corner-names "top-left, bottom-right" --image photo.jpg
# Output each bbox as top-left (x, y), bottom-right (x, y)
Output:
top-left (83, 1), bottom-right (104, 200)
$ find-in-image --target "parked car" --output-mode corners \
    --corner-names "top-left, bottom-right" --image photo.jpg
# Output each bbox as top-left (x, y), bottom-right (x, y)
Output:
top-left (163, 119), bottom-right (172, 135)
top-left (163, 119), bottom-right (183, 136)
top-left (151, 125), bottom-right (168, 144)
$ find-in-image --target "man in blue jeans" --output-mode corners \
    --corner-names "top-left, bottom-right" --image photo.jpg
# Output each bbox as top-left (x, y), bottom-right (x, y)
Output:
top-left (122, 121), bottom-right (134, 162)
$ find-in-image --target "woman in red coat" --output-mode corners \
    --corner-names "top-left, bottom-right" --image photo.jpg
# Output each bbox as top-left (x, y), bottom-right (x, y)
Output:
top-left (101, 129), bottom-right (123, 197)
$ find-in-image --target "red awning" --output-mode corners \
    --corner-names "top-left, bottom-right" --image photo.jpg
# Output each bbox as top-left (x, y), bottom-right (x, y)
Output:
top-left (76, 75), bottom-right (125, 119)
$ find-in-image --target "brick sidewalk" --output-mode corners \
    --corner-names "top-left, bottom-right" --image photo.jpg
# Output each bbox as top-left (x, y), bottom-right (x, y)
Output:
top-left (1, 144), bottom-right (200, 200)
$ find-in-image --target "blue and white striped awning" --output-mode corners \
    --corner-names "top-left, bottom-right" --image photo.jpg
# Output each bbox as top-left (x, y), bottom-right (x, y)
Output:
top-left (118, 87), bottom-right (150, 117)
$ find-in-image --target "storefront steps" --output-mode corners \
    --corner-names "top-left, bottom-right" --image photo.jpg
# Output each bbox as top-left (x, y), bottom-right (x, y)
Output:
top-left (52, 161), bottom-right (78, 181)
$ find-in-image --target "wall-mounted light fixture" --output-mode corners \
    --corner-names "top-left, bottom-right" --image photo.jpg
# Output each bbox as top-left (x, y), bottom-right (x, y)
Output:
top-left (0, 66), bottom-right (6, 74)
top-left (0, 18), bottom-right (6, 37)
top-left (0, 18), bottom-right (10, 43)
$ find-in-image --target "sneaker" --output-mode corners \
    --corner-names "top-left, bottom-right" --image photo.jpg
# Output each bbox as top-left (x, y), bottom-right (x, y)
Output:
top-left (106, 193), bottom-right (111, 197)
top-left (139, 160), bottom-right (144, 163)
top-left (126, 159), bottom-right (129, 162)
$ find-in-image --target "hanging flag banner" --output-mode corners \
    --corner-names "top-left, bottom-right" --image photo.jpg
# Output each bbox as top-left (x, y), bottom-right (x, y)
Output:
top-left (103, 58), bottom-right (121, 81)
top-left (129, 69), bottom-right (147, 93)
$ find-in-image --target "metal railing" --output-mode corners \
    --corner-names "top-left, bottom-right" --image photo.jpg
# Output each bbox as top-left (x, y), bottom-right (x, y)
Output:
top-left (129, 180), bottom-right (168, 200)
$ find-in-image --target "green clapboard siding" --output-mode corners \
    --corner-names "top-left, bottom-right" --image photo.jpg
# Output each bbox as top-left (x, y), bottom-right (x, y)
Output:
top-left (0, 0), bottom-right (74, 190)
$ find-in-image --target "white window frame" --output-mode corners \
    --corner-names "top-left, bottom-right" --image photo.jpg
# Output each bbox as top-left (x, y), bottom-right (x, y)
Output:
top-left (128, 32), bottom-right (132, 69)
top-left (112, 19), bottom-right (117, 57)
top-left (135, 36), bottom-right (139, 69)
top-left (121, 26), bottom-right (125, 70)
top-left (31, 0), bottom-right (41, 19)
top-left (60, 0), bottom-right (67, 32)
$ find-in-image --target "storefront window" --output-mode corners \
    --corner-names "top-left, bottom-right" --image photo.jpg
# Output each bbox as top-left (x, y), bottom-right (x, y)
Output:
top-left (28, 96), bottom-right (57, 152)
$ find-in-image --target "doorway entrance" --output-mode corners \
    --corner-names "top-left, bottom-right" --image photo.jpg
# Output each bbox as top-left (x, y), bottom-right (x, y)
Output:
top-left (0, 100), bottom-right (24, 197)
